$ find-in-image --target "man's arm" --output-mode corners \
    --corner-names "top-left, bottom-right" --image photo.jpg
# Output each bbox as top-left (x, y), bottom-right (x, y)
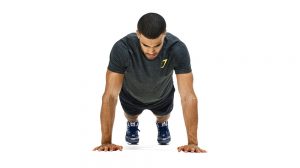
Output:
top-left (176, 72), bottom-right (206, 153)
top-left (93, 69), bottom-right (124, 152)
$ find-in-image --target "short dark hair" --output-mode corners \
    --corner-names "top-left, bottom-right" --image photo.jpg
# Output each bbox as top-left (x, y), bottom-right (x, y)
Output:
top-left (137, 13), bottom-right (166, 39)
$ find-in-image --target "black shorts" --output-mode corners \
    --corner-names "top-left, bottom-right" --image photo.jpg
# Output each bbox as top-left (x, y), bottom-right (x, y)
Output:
top-left (119, 87), bottom-right (175, 116)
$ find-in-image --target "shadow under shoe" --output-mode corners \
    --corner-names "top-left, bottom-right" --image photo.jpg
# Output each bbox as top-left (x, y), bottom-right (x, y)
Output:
top-left (156, 121), bottom-right (171, 145)
top-left (125, 121), bottom-right (140, 144)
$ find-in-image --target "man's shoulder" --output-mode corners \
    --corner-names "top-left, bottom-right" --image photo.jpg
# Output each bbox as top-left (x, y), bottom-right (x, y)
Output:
top-left (165, 32), bottom-right (185, 49)
top-left (125, 33), bottom-right (137, 38)
top-left (166, 32), bottom-right (180, 41)
top-left (116, 33), bottom-right (138, 49)
top-left (120, 33), bottom-right (138, 43)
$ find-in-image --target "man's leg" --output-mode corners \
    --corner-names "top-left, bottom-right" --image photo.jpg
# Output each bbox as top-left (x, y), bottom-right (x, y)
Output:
top-left (119, 88), bottom-right (145, 144)
top-left (124, 113), bottom-right (139, 122)
top-left (155, 114), bottom-right (171, 145)
top-left (151, 89), bottom-right (174, 145)
top-left (155, 114), bottom-right (170, 123)
top-left (124, 112), bottom-right (141, 144)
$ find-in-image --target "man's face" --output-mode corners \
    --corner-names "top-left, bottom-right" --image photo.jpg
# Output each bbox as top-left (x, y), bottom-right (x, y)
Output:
top-left (137, 32), bottom-right (165, 60)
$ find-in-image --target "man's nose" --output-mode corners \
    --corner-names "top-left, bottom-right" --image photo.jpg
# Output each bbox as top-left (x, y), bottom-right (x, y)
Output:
top-left (148, 48), bottom-right (155, 53)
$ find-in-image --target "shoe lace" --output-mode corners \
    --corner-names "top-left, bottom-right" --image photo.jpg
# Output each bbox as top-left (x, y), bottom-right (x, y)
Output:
top-left (128, 122), bottom-right (140, 134)
top-left (158, 124), bottom-right (169, 137)
top-left (129, 126), bottom-right (140, 133)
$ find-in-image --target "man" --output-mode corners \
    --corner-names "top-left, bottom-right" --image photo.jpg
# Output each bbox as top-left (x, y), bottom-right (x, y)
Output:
top-left (93, 13), bottom-right (206, 153)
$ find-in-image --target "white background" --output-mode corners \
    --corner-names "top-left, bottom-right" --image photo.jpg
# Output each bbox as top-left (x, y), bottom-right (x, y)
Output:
top-left (0, 0), bottom-right (299, 167)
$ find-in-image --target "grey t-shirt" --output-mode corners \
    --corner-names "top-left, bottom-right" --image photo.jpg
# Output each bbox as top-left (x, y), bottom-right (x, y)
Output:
top-left (108, 33), bottom-right (191, 103)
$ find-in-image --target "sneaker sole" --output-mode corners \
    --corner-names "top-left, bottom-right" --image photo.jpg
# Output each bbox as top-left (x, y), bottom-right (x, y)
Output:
top-left (126, 136), bottom-right (139, 144)
top-left (158, 137), bottom-right (171, 145)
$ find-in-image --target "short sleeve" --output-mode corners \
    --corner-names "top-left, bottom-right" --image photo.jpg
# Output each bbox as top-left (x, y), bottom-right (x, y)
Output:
top-left (171, 42), bottom-right (192, 74)
top-left (108, 40), bottom-right (129, 74)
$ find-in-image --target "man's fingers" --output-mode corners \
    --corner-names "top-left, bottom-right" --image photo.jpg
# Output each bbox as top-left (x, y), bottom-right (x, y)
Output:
top-left (177, 145), bottom-right (207, 153)
top-left (195, 147), bottom-right (201, 153)
top-left (177, 146), bottom-right (183, 152)
top-left (199, 148), bottom-right (207, 153)
top-left (93, 146), bottom-right (102, 151)
top-left (178, 146), bottom-right (187, 152)
top-left (112, 145), bottom-right (118, 151)
top-left (115, 145), bottom-right (123, 151)
top-left (110, 145), bottom-right (116, 151)
top-left (104, 146), bottom-right (108, 151)
top-left (93, 144), bottom-right (123, 152)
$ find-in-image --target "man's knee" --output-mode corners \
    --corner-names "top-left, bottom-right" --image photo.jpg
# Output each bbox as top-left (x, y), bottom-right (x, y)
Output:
top-left (124, 112), bottom-right (139, 121)
top-left (155, 114), bottom-right (170, 123)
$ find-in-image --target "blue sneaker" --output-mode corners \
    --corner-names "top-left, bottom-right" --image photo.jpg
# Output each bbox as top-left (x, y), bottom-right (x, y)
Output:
top-left (156, 121), bottom-right (171, 145)
top-left (125, 121), bottom-right (140, 144)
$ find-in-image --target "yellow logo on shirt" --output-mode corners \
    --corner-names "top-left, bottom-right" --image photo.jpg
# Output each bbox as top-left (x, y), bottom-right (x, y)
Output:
top-left (161, 59), bottom-right (168, 68)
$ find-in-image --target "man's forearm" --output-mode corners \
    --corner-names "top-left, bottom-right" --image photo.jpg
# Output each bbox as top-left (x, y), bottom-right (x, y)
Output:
top-left (181, 96), bottom-right (198, 145)
top-left (100, 95), bottom-right (118, 144)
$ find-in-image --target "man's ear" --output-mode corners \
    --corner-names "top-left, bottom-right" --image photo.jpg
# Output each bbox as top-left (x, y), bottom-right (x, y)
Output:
top-left (136, 31), bottom-right (140, 39)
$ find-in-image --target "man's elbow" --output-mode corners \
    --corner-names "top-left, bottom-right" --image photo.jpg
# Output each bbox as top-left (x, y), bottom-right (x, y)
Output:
top-left (180, 94), bottom-right (198, 104)
top-left (102, 92), bottom-right (118, 104)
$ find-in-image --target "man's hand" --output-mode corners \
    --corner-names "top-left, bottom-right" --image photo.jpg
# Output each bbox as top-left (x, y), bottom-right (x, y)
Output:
top-left (177, 144), bottom-right (207, 153)
top-left (93, 144), bottom-right (123, 152)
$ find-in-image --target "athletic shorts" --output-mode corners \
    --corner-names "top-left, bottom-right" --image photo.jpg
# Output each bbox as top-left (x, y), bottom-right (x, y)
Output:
top-left (119, 87), bottom-right (175, 116)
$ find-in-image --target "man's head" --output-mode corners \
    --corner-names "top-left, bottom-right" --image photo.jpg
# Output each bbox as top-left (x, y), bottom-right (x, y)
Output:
top-left (136, 13), bottom-right (166, 60)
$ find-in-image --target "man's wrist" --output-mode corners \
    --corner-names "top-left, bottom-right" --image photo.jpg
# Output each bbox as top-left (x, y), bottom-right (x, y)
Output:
top-left (101, 139), bottom-right (112, 145)
top-left (188, 140), bottom-right (198, 146)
